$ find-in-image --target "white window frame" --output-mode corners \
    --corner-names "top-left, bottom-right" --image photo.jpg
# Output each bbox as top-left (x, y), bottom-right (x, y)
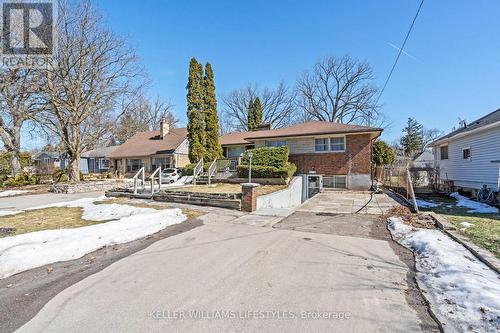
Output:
top-left (323, 175), bottom-right (348, 189)
top-left (462, 147), bottom-right (471, 161)
top-left (314, 135), bottom-right (346, 153)
top-left (314, 138), bottom-right (329, 152)
top-left (99, 158), bottom-right (110, 169)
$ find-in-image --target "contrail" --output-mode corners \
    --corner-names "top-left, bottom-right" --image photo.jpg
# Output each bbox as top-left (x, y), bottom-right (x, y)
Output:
top-left (387, 42), bottom-right (420, 62)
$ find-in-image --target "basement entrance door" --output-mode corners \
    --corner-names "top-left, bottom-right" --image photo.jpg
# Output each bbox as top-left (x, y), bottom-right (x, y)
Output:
top-left (307, 175), bottom-right (323, 199)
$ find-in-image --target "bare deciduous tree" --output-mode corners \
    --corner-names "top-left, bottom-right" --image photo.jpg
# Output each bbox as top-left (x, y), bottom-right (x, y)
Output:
top-left (296, 55), bottom-right (380, 126)
top-left (115, 94), bottom-right (178, 143)
top-left (221, 81), bottom-right (297, 132)
top-left (423, 127), bottom-right (444, 148)
top-left (40, 1), bottom-right (142, 181)
top-left (0, 68), bottom-right (44, 174)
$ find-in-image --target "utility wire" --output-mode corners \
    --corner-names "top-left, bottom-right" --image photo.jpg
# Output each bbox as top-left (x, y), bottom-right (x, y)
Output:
top-left (376, 0), bottom-right (425, 105)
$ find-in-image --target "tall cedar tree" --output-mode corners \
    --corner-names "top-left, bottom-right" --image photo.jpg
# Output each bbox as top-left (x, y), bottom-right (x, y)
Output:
top-left (203, 63), bottom-right (223, 161)
top-left (253, 97), bottom-right (263, 128)
top-left (247, 98), bottom-right (255, 131)
top-left (186, 58), bottom-right (205, 162)
top-left (400, 118), bottom-right (424, 157)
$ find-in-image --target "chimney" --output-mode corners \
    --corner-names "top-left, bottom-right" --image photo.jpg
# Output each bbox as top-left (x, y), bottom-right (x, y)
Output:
top-left (160, 117), bottom-right (170, 138)
top-left (255, 123), bottom-right (271, 131)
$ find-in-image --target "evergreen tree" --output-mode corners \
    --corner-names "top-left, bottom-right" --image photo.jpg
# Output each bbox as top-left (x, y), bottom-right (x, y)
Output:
top-left (373, 140), bottom-right (395, 166)
top-left (400, 118), bottom-right (424, 157)
top-left (203, 63), bottom-right (223, 161)
top-left (247, 98), bottom-right (255, 131)
top-left (253, 97), bottom-right (263, 128)
top-left (186, 58), bottom-right (205, 163)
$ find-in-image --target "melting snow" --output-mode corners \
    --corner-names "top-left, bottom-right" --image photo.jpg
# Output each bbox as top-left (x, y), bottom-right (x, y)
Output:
top-left (0, 190), bottom-right (31, 197)
top-left (388, 217), bottom-right (500, 333)
top-left (416, 199), bottom-right (440, 208)
top-left (450, 192), bottom-right (499, 213)
top-left (0, 197), bottom-right (187, 279)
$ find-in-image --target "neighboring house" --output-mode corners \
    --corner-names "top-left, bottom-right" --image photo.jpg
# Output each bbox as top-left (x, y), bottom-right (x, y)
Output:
top-left (108, 119), bottom-right (189, 177)
top-left (220, 121), bottom-right (382, 190)
top-left (412, 148), bottom-right (434, 168)
top-left (80, 146), bottom-right (119, 174)
top-left (433, 109), bottom-right (500, 192)
top-left (32, 151), bottom-right (67, 174)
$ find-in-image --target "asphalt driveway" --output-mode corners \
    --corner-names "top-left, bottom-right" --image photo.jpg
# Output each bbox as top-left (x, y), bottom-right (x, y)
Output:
top-left (17, 212), bottom-right (438, 332)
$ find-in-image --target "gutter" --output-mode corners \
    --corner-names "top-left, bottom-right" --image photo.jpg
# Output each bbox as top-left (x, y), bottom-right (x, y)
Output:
top-left (432, 120), bottom-right (500, 146)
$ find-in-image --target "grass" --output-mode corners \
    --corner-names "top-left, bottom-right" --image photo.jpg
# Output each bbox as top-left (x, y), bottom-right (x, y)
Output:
top-left (0, 207), bottom-right (105, 238)
top-left (0, 197), bottom-right (205, 238)
top-left (417, 194), bottom-right (500, 258)
top-left (94, 197), bottom-right (205, 219)
top-left (168, 183), bottom-right (287, 196)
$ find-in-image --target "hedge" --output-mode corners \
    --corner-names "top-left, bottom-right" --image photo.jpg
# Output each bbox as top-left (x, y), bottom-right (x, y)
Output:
top-left (240, 146), bottom-right (288, 168)
top-left (237, 163), bottom-right (297, 180)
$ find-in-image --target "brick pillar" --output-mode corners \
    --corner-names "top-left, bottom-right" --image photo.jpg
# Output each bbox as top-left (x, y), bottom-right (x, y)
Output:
top-left (241, 183), bottom-right (259, 212)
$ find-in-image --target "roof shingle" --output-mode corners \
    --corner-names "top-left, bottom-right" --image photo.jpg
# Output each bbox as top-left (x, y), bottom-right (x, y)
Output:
top-left (108, 128), bottom-right (187, 158)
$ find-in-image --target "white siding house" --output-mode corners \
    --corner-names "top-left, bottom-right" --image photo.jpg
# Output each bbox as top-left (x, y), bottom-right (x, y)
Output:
top-left (433, 109), bottom-right (500, 192)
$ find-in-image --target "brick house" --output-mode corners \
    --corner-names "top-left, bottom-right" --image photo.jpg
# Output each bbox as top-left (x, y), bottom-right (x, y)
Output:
top-left (219, 121), bottom-right (382, 190)
top-left (108, 119), bottom-right (189, 177)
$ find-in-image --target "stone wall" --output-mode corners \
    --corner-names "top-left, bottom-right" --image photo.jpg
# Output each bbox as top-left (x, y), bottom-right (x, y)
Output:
top-left (50, 180), bottom-right (130, 194)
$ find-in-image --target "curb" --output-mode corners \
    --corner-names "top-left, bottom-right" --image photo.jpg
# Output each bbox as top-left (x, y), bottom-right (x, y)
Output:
top-left (428, 212), bottom-right (500, 275)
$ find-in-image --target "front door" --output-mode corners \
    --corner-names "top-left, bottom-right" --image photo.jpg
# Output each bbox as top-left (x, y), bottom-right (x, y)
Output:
top-left (307, 175), bottom-right (323, 199)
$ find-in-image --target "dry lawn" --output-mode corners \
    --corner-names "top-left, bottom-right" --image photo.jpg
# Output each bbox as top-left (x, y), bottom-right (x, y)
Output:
top-left (170, 183), bottom-right (286, 196)
top-left (95, 197), bottom-right (205, 219)
top-left (0, 207), bottom-right (104, 238)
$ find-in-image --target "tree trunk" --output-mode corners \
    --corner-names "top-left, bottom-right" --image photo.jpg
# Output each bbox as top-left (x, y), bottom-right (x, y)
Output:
top-left (10, 151), bottom-right (21, 176)
top-left (68, 156), bottom-right (81, 182)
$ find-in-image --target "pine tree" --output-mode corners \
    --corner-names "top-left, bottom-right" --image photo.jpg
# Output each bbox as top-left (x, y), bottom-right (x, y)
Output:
top-left (400, 118), bottom-right (424, 157)
top-left (203, 63), bottom-right (223, 161)
top-left (186, 58), bottom-right (205, 163)
top-left (253, 97), bottom-right (263, 128)
top-left (247, 98), bottom-right (255, 131)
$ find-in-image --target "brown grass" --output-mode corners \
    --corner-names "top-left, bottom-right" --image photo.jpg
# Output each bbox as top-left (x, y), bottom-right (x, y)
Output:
top-left (0, 207), bottom-right (105, 238)
top-left (95, 197), bottom-right (205, 219)
top-left (169, 183), bottom-right (286, 196)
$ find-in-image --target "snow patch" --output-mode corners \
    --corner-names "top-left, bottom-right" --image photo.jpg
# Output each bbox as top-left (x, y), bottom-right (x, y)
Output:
top-left (0, 210), bottom-right (23, 216)
top-left (416, 199), bottom-right (440, 208)
top-left (0, 190), bottom-right (31, 197)
top-left (450, 192), bottom-right (498, 213)
top-left (388, 217), bottom-right (500, 333)
top-left (0, 196), bottom-right (187, 278)
top-left (460, 222), bottom-right (473, 229)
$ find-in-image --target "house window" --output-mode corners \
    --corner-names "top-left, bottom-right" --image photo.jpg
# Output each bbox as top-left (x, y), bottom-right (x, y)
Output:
top-left (315, 138), bottom-right (329, 152)
top-left (265, 140), bottom-right (287, 147)
top-left (126, 159), bottom-right (143, 172)
top-left (330, 137), bottom-right (345, 152)
top-left (151, 157), bottom-right (171, 171)
top-left (323, 175), bottom-right (347, 189)
top-left (440, 146), bottom-right (448, 160)
top-left (462, 147), bottom-right (471, 160)
top-left (99, 158), bottom-right (110, 169)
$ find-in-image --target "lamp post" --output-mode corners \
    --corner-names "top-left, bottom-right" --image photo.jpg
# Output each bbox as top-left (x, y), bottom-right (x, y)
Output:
top-left (248, 152), bottom-right (253, 183)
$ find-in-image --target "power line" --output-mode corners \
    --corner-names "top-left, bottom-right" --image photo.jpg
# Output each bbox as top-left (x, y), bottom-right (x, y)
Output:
top-left (376, 0), bottom-right (425, 105)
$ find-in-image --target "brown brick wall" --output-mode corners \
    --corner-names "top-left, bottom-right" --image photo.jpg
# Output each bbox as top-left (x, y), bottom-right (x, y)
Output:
top-left (288, 134), bottom-right (372, 175)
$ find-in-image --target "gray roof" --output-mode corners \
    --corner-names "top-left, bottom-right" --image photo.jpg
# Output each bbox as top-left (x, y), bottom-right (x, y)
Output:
top-left (434, 108), bottom-right (500, 144)
top-left (81, 146), bottom-right (119, 158)
top-left (33, 151), bottom-right (61, 160)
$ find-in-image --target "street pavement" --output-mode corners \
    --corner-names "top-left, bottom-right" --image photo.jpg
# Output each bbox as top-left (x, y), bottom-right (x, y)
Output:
top-left (0, 191), bottom-right (104, 211)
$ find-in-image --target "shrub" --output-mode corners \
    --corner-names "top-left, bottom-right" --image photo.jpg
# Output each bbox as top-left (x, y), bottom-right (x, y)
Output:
top-left (53, 167), bottom-right (68, 182)
top-left (182, 164), bottom-right (195, 176)
top-left (240, 146), bottom-right (289, 168)
top-left (237, 162), bottom-right (297, 180)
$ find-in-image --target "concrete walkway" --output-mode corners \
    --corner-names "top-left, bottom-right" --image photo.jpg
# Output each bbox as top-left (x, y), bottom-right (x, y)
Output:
top-left (17, 205), bottom-right (434, 332)
top-left (298, 191), bottom-right (399, 215)
top-left (0, 191), bottom-right (104, 211)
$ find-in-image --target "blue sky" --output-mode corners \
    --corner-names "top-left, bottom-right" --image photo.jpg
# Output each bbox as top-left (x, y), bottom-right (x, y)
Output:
top-left (92, 0), bottom-right (499, 143)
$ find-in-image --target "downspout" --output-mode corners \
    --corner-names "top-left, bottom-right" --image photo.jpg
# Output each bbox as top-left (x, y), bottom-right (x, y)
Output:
top-left (370, 132), bottom-right (382, 192)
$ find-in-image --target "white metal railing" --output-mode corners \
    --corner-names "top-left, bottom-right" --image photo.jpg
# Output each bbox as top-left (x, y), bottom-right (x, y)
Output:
top-left (193, 158), bottom-right (203, 185)
top-left (149, 167), bottom-right (162, 194)
top-left (207, 159), bottom-right (217, 185)
top-left (133, 167), bottom-right (145, 194)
